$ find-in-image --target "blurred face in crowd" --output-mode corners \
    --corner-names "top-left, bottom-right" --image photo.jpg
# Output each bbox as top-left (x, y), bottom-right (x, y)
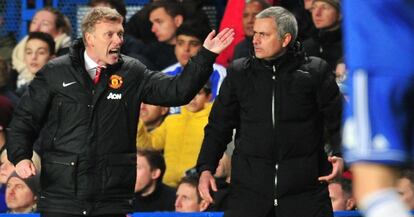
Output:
top-left (135, 155), bottom-right (158, 196)
top-left (140, 103), bottom-right (168, 128)
top-left (243, 1), bottom-right (264, 37)
top-left (0, 153), bottom-right (14, 184)
top-left (304, 0), bottom-right (313, 10)
top-left (175, 35), bottom-right (202, 66)
top-left (150, 7), bottom-right (183, 44)
top-left (253, 18), bottom-right (291, 60)
top-left (397, 177), bottom-right (414, 209)
top-left (6, 177), bottom-right (37, 213)
top-left (30, 10), bottom-right (60, 38)
top-left (311, 1), bottom-right (340, 29)
top-left (328, 182), bottom-right (355, 211)
top-left (175, 183), bottom-right (208, 212)
top-left (85, 19), bottom-right (124, 66)
top-left (24, 38), bottom-right (54, 74)
top-left (185, 89), bottom-right (212, 113)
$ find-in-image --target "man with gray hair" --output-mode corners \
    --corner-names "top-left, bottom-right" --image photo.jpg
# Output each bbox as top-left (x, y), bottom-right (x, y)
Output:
top-left (197, 6), bottom-right (343, 217)
top-left (6, 6), bottom-right (234, 217)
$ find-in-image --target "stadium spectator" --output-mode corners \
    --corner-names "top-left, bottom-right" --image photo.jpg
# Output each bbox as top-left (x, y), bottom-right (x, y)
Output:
top-left (303, 0), bottom-right (342, 71)
top-left (5, 171), bottom-right (40, 213)
top-left (397, 169), bottom-right (414, 210)
top-left (133, 150), bottom-right (176, 212)
top-left (175, 175), bottom-right (209, 212)
top-left (12, 7), bottom-right (71, 79)
top-left (232, 0), bottom-right (270, 61)
top-left (0, 149), bottom-right (41, 213)
top-left (329, 177), bottom-right (356, 211)
top-left (138, 83), bottom-right (213, 187)
top-left (146, 1), bottom-right (185, 70)
top-left (163, 21), bottom-right (226, 100)
top-left (15, 32), bottom-right (55, 97)
top-left (139, 103), bottom-right (169, 132)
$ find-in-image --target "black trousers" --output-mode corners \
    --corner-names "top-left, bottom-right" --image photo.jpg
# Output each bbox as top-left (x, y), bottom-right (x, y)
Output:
top-left (41, 212), bottom-right (126, 217)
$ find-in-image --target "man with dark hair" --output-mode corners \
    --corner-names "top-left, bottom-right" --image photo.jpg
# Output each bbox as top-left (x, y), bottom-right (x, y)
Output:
top-left (175, 175), bottom-right (210, 212)
top-left (133, 150), bottom-right (176, 212)
top-left (328, 177), bottom-right (356, 211)
top-left (6, 6), bottom-right (234, 217)
top-left (146, 0), bottom-right (185, 70)
top-left (233, 0), bottom-right (270, 60)
top-left (163, 21), bottom-right (226, 100)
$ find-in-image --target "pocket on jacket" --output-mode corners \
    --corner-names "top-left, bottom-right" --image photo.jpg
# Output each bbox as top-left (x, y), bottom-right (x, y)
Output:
top-left (103, 153), bottom-right (136, 196)
top-left (41, 152), bottom-right (78, 197)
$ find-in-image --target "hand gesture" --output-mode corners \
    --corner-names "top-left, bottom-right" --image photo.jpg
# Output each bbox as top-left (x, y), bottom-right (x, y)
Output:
top-left (318, 156), bottom-right (344, 182)
top-left (15, 159), bottom-right (37, 179)
top-left (198, 170), bottom-right (217, 203)
top-left (203, 28), bottom-right (235, 54)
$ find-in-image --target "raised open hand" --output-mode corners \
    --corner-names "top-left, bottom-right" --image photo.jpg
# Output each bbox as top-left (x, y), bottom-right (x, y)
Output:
top-left (203, 28), bottom-right (235, 54)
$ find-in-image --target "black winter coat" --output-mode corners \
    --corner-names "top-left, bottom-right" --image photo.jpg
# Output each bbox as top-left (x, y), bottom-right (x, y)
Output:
top-left (7, 39), bottom-right (217, 215)
top-left (197, 43), bottom-right (342, 217)
top-left (303, 27), bottom-right (343, 71)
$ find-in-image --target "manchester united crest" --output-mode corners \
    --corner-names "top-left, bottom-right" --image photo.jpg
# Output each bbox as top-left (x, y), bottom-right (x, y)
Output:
top-left (109, 75), bottom-right (123, 89)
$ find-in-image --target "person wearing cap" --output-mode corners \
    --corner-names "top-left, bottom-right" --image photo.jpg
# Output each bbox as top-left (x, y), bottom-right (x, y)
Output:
top-left (5, 171), bottom-right (40, 213)
top-left (138, 81), bottom-right (213, 187)
top-left (197, 6), bottom-right (343, 217)
top-left (303, 0), bottom-right (342, 71)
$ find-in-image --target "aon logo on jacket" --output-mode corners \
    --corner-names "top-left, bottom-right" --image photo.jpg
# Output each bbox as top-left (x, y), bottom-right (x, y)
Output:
top-left (107, 92), bottom-right (122, 100)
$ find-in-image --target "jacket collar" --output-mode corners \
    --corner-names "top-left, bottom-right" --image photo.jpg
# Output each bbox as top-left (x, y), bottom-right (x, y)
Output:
top-left (254, 41), bottom-right (306, 75)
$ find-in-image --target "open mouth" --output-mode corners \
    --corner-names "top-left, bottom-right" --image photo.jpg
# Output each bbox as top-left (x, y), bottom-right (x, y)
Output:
top-left (109, 48), bottom-right (120, 55)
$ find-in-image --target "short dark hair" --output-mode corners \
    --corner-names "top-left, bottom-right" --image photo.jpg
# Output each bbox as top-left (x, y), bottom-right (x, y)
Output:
top-left (137, 149), bottom-right (166, 182)
top-left (27, 32), bottom-right (56, 56)
top-left (88, 0), bottom-right (127, 18)
top-left (178, 175), bottom-right (201, 202)
top-left (246, 0), bottom-right (271, 10)
top-left (149, 0), bottom-right (185, 19)
top-left (176, 21), bottom-right (210, 43)
top-left (331, 177), bottom-right (352, 196)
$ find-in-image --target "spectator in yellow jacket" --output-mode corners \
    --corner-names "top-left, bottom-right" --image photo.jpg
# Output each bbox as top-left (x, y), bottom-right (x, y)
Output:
top-left (137, 83), bottom-right (212, 187)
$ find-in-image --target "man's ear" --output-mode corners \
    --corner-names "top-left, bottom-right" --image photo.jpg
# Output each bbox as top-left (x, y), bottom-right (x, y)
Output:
top-left (199, 199), bottom-right (210, 212)
top-left (151, 168), bottom-right (161, 180)
top-left (281, 33), bottom-right (292, 48)
top-left (174, 15), bottom-right (184, 27)
top-left (345, 197), bottom-right (356, 210)
top-left (85, 32), bottom-right (93, 47)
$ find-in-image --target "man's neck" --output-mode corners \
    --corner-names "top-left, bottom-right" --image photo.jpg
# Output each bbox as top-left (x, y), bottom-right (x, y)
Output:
top-left (140, 181), bottom-right (157, 197)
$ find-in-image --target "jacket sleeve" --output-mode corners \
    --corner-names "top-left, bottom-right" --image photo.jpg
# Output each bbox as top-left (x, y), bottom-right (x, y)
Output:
top-left (140, 47), bottom-right (217, 107)
top-left (136, 119), bottom-right (166, 151)
top-left (6, 64), bottom-right (54, 165)
top-left (196, 63), bottom-right (241, 174)
top-left (314, 59), bottom-right (343, 156)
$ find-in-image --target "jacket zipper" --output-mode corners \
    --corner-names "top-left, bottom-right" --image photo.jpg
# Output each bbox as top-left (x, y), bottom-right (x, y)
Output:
top-left (272, 65), bottom-right (278, 207)
top-left (51, 161), bottom-right (75, 166)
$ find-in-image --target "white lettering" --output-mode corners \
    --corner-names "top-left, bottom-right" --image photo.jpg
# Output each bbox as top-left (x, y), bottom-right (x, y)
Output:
top-left (107, 92), bottom-right (122, 100)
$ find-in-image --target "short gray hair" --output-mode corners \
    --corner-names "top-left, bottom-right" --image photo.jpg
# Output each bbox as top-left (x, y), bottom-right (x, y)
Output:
top-left (256, 6), bottom-right (298, 44)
